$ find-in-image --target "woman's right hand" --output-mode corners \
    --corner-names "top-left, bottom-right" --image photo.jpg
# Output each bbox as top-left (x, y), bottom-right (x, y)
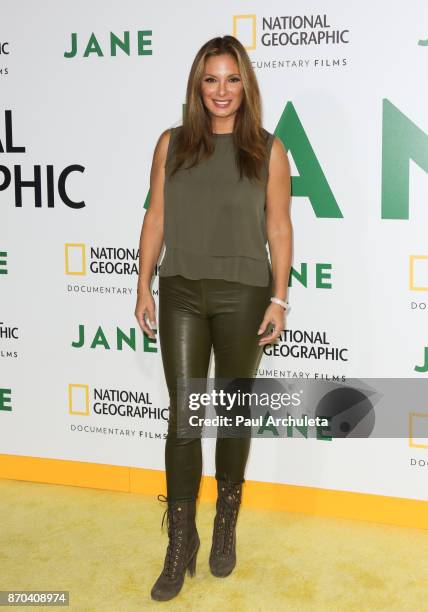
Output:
top-left (135, 287), bottom-right (157, 339)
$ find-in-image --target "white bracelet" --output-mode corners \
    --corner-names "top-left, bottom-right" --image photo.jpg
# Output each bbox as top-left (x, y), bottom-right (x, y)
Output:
top-left (270, 297), bottom-right (289, 310)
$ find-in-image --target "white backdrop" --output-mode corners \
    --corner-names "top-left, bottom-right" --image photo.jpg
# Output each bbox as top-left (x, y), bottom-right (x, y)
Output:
top-left (1, 0), bottom-right (428, 503)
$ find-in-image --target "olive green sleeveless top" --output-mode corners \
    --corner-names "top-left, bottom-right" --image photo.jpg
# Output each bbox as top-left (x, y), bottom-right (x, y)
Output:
top-left (159, 126), bottom-right (274, 287)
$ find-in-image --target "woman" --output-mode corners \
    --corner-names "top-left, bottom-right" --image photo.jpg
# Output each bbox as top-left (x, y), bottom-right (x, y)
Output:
top-left (135, 35), bottom-right (292, 601)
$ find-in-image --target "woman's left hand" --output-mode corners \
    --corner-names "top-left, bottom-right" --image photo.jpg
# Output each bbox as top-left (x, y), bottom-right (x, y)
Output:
top-left (257, 303), bottom-right (286, 345)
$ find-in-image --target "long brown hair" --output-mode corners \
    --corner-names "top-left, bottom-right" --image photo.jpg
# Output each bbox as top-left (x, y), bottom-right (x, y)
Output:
top-left (168, 35), bottom-right (270, 184)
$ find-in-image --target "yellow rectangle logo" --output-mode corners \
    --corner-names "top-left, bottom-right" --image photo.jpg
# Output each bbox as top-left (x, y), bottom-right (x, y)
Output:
top-left (65, 243), bottom-right (86, 275)
top-left (409, 412), bottom-right (428, 448)
top-left (233, 15), bottom-right (257, 50)
top-left (409, 255), bottom-right (428, 291)
top-left (69, 384), bottom-right (90, 416)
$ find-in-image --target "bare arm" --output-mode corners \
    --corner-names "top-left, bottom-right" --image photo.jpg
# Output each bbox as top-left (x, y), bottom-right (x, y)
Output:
top-left (266, 136), bottom-right (292, 301)
top-left (137, 128), bottom-right (171, 291)
top-left (258, 136), bottom-right (292, 345)
top-left (134, 128), bottom-right (171, 337)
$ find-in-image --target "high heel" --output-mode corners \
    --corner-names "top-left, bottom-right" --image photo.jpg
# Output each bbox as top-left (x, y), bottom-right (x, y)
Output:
top-left (186, 540), bottom-right (200, 577)
top-left (151, 494), bottom-right (200, 602)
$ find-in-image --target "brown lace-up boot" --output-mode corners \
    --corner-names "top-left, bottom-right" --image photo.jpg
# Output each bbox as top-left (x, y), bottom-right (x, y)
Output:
top-left (209, 480), bottom-right (243, 577)
top-left (151, 494), bottom-right (200, 601)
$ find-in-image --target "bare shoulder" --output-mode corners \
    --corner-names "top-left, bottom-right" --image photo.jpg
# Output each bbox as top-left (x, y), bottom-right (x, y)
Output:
top-left (156, 127), bottom-right (173, 154)
top-left (271, 135), bottom-right (288, 156)
top-left (268, 135), bottom-right (290, 182)
top-left (152, 128), bottom-right (174, 168)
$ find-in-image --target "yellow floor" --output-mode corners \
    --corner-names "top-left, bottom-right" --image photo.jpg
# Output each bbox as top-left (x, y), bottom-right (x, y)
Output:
top-left (1, 478), bottom-right (427, 611)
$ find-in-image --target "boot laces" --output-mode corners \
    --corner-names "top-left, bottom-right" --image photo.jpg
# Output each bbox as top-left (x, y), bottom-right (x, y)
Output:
top-left (157, 494), bottom-right (185, 579)
top-left (214, 484), bottom-right (241, 556)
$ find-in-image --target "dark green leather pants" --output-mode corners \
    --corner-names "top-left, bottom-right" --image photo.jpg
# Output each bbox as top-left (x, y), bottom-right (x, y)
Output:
top-left (158, 273), bottom-right (272, 502)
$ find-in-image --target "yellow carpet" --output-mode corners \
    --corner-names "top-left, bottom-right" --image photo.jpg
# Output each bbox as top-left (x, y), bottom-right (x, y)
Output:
top-left (1, 478), bottom-right (427, 611)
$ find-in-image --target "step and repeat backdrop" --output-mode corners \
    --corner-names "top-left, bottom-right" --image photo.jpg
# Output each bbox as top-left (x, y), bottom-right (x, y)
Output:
top-left (1, 1), bottom-right (428, 504)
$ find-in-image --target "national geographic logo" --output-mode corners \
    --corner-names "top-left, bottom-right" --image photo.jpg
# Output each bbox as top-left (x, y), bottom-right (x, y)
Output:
top-left (64, 31), bottom-right (153, 58)
top-left (409, 255), bottom-right (428, 317)
top-left (264, 329), bottom-right (348, 361)
top-left (409, 255), bottom-right (428, 291)
top-left (409, 412), bottom-right (428, 458)
top-left (409, 411), bottom-right (428, 449)
top-left (68, 384), bottom-right (168, 420)
top-left (65, 243), bottom-right (139, 276)
top-left (65, 243), bottom-right (146, 298)
top-left (233, 13), bottom-right (350, 50)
